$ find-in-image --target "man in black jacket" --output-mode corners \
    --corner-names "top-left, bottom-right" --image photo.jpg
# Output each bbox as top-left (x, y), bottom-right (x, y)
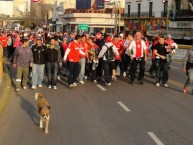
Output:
top-left (45, 38), bottom-right (61, 89)
top-left (31, 38), bottom-right (46, 89)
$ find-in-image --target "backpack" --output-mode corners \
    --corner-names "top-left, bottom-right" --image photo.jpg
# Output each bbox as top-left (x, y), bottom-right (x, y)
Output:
top-left (104, 45), bottom-right (114, 61)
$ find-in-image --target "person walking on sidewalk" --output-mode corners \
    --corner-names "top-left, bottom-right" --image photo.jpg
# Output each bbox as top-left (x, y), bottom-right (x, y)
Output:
top-left (183, 46), bottom-right (193, 94)
top-left (31, 38), bottom-right (47, 89)
top-left (13, 39), bottom-right (33, 91)
top-left (45, 38), bottom-right (62, 90)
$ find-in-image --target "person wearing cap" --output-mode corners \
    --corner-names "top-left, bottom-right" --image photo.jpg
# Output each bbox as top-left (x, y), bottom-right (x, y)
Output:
top-left (154, 35), bottom-right (171, 87)
top-left (98, 36), bottom-right (119, 86)
top-left (128, 32), bottom-right (147, 84)
top-left (165, 34), bottom-right (178, 69)
top-left (31, 38), bottom-right (47, 89)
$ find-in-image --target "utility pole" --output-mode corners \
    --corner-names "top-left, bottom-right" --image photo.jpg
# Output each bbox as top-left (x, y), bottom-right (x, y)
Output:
top-left (166, 1), bottom-right (170, 36)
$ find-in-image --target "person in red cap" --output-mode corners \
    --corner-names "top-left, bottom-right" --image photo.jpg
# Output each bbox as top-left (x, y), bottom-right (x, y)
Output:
top-left (98, 35), bottom-right (119, 86)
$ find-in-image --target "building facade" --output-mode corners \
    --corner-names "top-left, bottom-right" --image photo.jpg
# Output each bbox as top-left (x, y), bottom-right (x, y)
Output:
top-left (0, 0), bottom-right (13, 17)
top-left (50, 0), bottom-right (125, 33)
top-left (124, 0), bottom-right (171, 34)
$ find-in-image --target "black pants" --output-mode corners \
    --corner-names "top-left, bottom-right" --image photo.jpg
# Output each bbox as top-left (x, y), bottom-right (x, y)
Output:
top-left (130, 58), bottom-right (145, 82)
top-left (155, 59), bottom-right (169, 84)
top-left (103, 60), bottom-right (114, 83)
top-left (97, 58), bottom-right (103, 78)
top-left (3, 47), bottom-right (8, 58)
top-left (67, 61), bottom-right (80, 85)
top-left (149, 59), bottom-right (156, 76)
top-left (122, 54), bottom-right (131, 73)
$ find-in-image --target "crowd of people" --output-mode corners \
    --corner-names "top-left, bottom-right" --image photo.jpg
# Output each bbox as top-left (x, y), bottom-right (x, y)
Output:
top-left (0, 30), bottom-right (185, 93)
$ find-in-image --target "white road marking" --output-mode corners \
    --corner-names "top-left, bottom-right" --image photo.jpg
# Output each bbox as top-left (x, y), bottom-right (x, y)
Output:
top-left (117, 101), bottom-right (131, 112)
top-left (96, 84), bottom-right (106, 91)
top-left (148, 132), bottom-right (164, 145)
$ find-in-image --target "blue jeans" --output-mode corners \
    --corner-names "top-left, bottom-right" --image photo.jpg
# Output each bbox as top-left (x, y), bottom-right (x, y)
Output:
top-left (184, 68), bottom-right (193, 89)
top-left (79, 58), bottom-right (86, 81)
top-left (32, 64), bottom-right (45, 86)
top-left (47, 62), bottom-right (58, 86)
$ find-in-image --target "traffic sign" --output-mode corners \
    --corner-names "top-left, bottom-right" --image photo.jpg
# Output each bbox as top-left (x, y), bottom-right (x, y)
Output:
top-left (78, 24), bottom-right (89, 31)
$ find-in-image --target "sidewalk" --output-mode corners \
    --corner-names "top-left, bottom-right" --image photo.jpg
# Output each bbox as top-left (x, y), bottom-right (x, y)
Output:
top-left (0, 61), bottom-right (12, 115)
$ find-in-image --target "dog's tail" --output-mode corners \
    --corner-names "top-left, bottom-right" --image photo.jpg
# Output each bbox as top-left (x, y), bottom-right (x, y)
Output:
top-left (34, 93), bottom-right (44, 101)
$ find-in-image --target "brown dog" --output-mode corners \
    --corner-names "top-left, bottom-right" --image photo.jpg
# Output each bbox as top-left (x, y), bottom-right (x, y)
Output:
top-left (34, 93), bottom-right (51, 134)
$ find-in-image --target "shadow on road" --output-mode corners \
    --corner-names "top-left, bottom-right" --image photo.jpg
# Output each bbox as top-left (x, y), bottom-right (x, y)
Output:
top-left (16, 94), bottom-right (39, 126)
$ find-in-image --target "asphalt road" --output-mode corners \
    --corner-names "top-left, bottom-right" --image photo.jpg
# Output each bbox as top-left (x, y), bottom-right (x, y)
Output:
top-left (0, 61), bottom-right (193, 145)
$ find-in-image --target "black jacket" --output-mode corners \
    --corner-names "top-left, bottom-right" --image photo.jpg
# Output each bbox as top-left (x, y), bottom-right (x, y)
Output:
top-left (31, 44), bottom-right (46, 64)
top-left (45, 44), bottom-right (61, 63)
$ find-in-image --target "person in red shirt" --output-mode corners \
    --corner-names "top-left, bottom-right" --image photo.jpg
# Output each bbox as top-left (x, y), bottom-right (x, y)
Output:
top-left (165, 34), bottom-right (178, 69)
top-left (112, 34), bottom-right (124, 80)
top-left (0, 33), bottom-right (8, 58)
top-left (63, 35), bottom-right (84, 88)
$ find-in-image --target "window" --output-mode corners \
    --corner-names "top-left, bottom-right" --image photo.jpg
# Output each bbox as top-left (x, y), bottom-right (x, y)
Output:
top-left (128, 5), bottom-right (130, 17)
top-left (149, 2), bottom-right (153, 17)
top-left (138, 3), bottom-right (141, 17)
top-left (163, 0), bottom-right (168, 17)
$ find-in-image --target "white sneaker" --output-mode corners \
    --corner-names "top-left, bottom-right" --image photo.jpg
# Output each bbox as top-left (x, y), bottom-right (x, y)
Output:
top-left (57, 76), bottom-right (61, 80)
top-left (53, 86), bottom-right (57, 90)
top-left (69, 84), bottom-right (74, 88)
top-left (106, 83), bottom-right (111, 87)
top-left (163, 84), bottom-right (169, 88)
top-left (79, 81), bottom-right (85, 84)
top-left (156, 83), bottom-right (160, 87)
top-left (73, 83), bottom-right (77, 87)
top-left (16, 88), bottom-right (20, 92)
top-left (31, 86), bottom-right (37, 90)
top-left (93, 80), bottom-right (97, 83)
top-left (84, 76), bottom-right (88, 80)
top-left (123, 72), bottom-right (126, 77)
top-left (38, 84), bottom-right (42, 88)
top-left (48, 85), bottom-right (52, 89)
top-left (30, 72), bottom-right (32, 77)
top-left (23, 86), bottom-right (27, 90)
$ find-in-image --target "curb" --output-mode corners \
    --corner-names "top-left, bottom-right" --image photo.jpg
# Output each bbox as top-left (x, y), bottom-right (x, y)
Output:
top-left (0, 60), bottom-right (12, 115)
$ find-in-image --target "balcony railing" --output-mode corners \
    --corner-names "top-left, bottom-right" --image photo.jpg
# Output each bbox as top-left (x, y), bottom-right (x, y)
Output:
top-left (122, 12), bottom-right (155, 18)
top-left (169, 9), bottom-right (193, 19)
